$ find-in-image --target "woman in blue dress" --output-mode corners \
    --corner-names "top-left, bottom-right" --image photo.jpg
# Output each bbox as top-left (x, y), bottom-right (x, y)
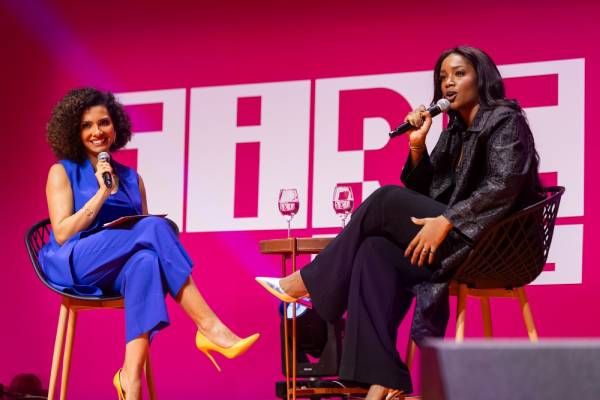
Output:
top-left (40, 88), bottom-right (259, 400)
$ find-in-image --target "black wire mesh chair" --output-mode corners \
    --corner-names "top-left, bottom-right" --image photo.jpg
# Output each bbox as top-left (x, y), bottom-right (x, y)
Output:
top-left (25, 218), bottom-right (164, 400)
top-left (452, 186), bottom-right (564, 290)
top-left (406, 186), bottom-right (565, 367)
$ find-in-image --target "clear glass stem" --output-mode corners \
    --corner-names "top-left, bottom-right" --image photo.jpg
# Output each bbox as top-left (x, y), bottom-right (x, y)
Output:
top-left (340, 215), bottom-right (348, 229)
top-left (287, 219), bottom-right (291, 238)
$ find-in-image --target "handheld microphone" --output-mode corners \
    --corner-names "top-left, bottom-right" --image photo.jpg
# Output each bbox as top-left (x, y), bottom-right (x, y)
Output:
top-left (389, 98), bottom-right (451, 138)
top-left (98, 152), bottom-right (113, 189)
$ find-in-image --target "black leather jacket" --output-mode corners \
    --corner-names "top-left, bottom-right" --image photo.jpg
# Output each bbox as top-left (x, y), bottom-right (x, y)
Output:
top-left (401, 105), bottom-right (543, 343)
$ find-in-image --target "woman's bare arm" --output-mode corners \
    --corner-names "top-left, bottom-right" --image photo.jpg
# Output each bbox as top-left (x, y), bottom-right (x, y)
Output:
top-left (139, 174), bottom-right (148, 215)
top-left (46, 163), bottom-right (110, 244)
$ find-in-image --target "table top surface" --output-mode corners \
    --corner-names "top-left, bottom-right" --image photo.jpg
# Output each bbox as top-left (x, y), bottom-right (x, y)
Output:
top-left (259, 237), bottom-right (334, 254)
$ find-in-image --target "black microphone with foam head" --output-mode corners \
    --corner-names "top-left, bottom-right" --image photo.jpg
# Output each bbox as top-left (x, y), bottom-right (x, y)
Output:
top-left (389, 98), bottom-right (451, 138)
top-left (98, 152), bottom-right (113, 189)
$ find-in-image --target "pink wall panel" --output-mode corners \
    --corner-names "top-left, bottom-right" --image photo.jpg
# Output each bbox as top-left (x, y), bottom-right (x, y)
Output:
top-left (2, 1), bottom-right (599, 398)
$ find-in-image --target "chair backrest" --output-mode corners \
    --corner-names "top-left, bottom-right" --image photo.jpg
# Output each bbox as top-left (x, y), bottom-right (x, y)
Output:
top-left (452, 186), bottom-right (565, 289)
top-left (24, 218), bottom-right (123, 300)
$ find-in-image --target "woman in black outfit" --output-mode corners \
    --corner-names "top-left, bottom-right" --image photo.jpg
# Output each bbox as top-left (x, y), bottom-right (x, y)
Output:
top-left (257, 46), bottom-right (543, 399)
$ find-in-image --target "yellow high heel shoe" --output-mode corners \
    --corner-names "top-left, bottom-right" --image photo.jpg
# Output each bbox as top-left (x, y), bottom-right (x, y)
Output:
top-left (195, 331), bottom-right (260, 372)
top-left (113, 368), bottom-right (126, 400)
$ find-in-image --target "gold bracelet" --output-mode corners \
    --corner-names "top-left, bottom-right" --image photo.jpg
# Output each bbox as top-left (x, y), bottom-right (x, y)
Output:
top-left (409, 144), bottom-right (425, 151)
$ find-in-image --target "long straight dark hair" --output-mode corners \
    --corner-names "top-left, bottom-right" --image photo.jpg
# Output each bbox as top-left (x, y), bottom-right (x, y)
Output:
top-left (432, 46), bottom-right (544, 193)
top-left (432, 46), bottom-right (521, 114)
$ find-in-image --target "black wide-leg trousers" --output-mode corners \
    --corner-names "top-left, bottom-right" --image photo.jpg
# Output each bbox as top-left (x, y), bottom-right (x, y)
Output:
top-left (300, 185), bottom-right (451, 391)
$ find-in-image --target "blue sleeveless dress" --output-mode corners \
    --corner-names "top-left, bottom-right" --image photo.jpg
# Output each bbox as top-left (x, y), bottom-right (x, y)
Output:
top-left (39, 159), bottom-right (193, 342)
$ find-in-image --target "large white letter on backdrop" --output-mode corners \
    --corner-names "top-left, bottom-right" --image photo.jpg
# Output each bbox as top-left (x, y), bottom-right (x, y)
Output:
top-left (499, 59), bottom-right (585, 285)
top-left (187, 81), bottom-right (311, 232)
top-left (312, 72), bottom-right (444, 228)
top-left (116, 89), bottom-right (186, 228)
top-left (313, 58), bottom-right (584, 285)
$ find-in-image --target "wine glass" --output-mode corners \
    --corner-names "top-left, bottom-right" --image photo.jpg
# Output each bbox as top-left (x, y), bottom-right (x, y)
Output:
top-left (332, 185), bottom-right (354, 228)
top-left (278, 188), bottom-right (299, 237)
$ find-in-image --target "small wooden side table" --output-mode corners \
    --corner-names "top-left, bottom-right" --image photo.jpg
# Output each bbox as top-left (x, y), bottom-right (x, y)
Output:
top-left (260, 237), bottom-right (373, 400)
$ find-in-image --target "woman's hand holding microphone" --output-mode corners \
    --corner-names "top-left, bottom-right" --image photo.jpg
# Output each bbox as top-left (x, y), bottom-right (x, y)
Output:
top-left (403, 105), bottom-right (453, 267)
top-left (95, 158), bottom-right (115, 195)
top-left (405, 105), bottom-right (432, 151)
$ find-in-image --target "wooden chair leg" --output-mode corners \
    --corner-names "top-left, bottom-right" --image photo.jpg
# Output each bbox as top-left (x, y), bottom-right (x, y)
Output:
top-left (60, 308), bottom-right (77, 400)
top-left (405, 339), bottom-right (417, 371)
top-left (48, 302), bottom-right (68, 400)
top-left (516, 287), bottom-right (538, 341)
top-left (455, 284), bottom-right (468, 342)
top-left (480, 296), bottom-right (493, 338)
top-left (145, 353), bottom-right (157, 400)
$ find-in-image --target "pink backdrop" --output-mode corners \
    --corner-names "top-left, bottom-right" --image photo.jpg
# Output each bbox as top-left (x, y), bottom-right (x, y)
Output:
top-left (2, 1), bottom-right (599, 398)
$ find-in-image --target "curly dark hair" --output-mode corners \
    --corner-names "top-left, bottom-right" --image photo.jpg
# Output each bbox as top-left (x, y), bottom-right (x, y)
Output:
top-left (46, 88), bottom-right (132, 162)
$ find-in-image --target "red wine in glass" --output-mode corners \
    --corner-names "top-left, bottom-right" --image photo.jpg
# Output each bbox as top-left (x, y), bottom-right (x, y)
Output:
top-left (279, 201), bottom-right (300, 216)
top-left (278, 188), bottom-right (299, 237)
top-left (332, 185), bottom-right (354, 228)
